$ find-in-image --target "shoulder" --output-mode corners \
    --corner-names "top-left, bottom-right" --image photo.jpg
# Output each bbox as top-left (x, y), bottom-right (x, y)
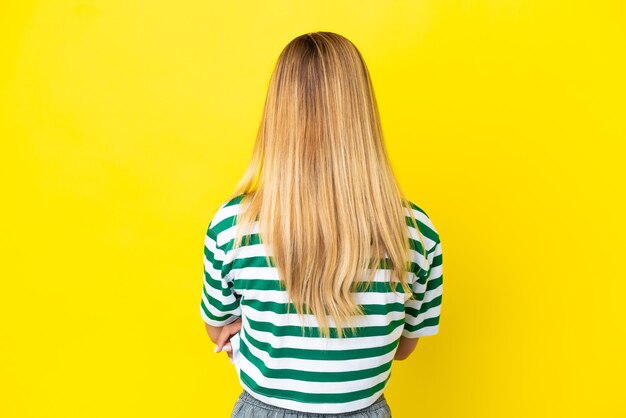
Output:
top-left (206, 193), bottom-right (247, 243)
top-left (404, 198), bottom-right (441, 252)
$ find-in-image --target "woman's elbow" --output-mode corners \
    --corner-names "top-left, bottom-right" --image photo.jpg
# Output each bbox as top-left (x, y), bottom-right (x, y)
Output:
top-left (394, 337), bottom-right (419, 360)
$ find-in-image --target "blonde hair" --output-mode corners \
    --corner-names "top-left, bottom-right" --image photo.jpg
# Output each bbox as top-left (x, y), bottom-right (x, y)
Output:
top-left (227, 31), bottom-right (427, 339)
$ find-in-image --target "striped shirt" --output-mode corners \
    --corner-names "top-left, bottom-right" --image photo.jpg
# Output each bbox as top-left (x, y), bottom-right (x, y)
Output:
top-left (199, 194), bottom-right (443, 414)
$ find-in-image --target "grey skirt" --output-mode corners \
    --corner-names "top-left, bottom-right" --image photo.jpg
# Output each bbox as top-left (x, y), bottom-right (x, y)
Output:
top-left (231, 390), bottom-right (392, 418)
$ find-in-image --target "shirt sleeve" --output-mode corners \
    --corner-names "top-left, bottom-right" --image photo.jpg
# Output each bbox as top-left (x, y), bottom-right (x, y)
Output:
top-left (199, 225), bottom-right (242, 327)
top-left (402, 237), bottom-right (443, 338)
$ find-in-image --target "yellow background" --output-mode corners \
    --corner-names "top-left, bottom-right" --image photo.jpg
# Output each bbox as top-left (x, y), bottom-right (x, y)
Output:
top-left (1, 1), bottom-right (624, 417)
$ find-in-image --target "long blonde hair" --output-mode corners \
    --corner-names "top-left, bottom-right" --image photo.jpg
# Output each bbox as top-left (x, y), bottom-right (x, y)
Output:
top-left (227, 31), bottom-right (426, 339)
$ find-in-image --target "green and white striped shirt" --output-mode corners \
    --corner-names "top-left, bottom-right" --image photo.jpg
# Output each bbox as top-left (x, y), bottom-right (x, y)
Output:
top-left (199, 194), bottom-right (443, 414)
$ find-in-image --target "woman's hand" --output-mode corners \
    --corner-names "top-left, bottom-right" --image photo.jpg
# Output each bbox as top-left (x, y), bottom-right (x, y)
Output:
top-left (213, 317), bottom-right (242, 362)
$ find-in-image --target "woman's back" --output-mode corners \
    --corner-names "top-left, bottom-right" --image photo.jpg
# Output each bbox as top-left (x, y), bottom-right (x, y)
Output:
top-left (200, 193), bottom-right (444, 414)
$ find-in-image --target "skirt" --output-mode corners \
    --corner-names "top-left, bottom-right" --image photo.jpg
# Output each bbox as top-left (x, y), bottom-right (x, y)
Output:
top-left (231, 390), bottom-right (392, 418)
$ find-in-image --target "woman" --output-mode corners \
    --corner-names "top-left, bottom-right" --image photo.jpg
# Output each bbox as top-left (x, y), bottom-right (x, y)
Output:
top-left (200, 31), bottom-right (443, 417)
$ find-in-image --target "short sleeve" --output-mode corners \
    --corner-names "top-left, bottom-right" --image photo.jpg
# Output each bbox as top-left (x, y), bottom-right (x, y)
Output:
top-left (402, 238), bottom-right (443, 338)
top-left (199, 226), bottom-right (242, 327)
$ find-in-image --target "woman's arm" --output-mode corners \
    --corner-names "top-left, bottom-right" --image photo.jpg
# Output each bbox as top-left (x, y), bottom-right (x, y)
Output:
top-left (205, 318), bottom-right (242, 363)
top-left (204, 323), bottom-right (222, 344)
top-left (394, 336), bottom-right (419, 360)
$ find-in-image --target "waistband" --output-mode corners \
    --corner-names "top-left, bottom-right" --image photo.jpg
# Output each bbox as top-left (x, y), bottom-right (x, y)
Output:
top-left (237, 389), bottom-right (387, 416)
